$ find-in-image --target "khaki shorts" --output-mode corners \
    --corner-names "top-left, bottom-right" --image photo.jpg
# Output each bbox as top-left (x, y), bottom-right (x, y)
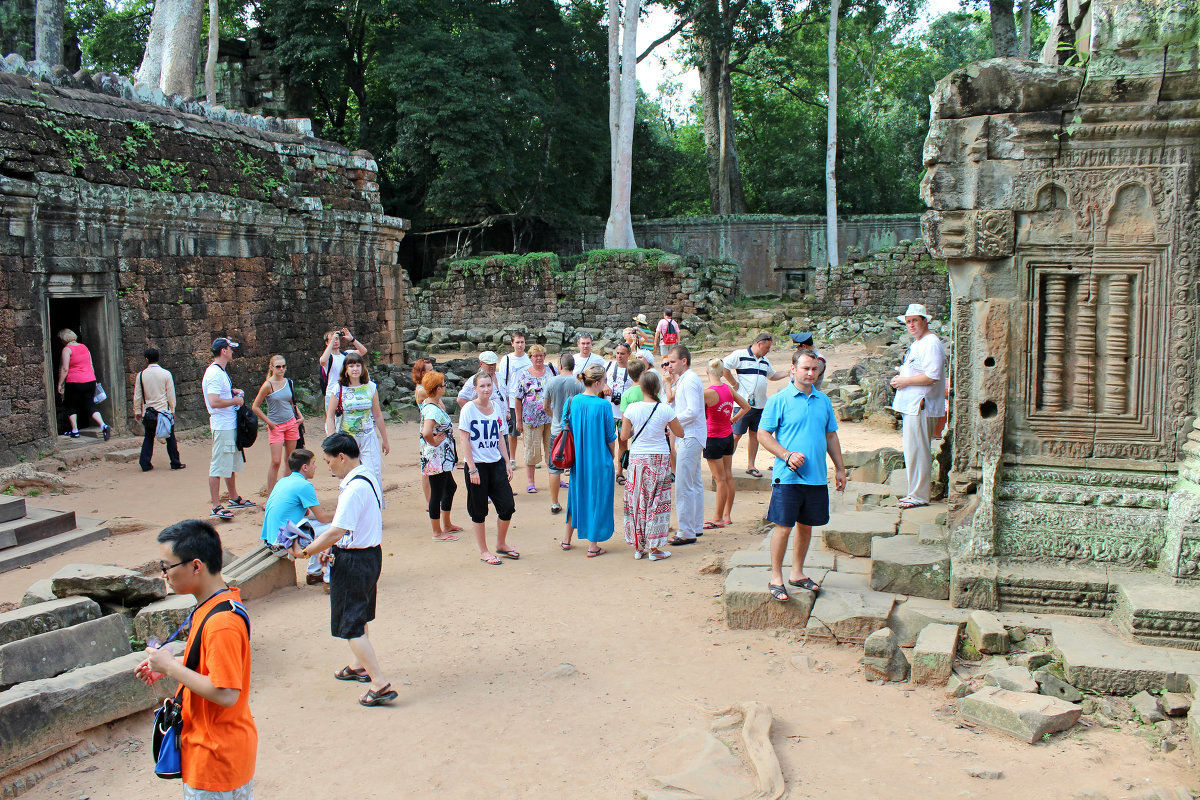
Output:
top-left (523, 423), bottom-right (551, 467)
top-left (209, 428), bottom-right (245, 478)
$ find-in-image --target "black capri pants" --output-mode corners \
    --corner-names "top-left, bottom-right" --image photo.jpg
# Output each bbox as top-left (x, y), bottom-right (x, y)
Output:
top-left (464, 460), bottom-right (515, 523)
top-left (64, 381), bottom-right (97, 420)
top-left (427, 470), bottom-right (457, 519)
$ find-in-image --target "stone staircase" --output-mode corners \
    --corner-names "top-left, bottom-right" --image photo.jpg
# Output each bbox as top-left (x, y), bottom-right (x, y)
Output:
top-left (0, 497), bottom-right (109, 574)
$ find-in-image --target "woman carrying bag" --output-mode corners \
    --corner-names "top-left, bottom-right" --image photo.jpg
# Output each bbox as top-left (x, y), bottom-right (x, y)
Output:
top-left (620, 371), bottom-right (684, 561)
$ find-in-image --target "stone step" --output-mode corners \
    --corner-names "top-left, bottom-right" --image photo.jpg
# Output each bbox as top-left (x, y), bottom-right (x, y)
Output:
top-left (727, 548), bottom-right (836, 572)
top-left (831, 481), bottom-right (897, 512)
top-left (0, 645), bottom-right (182, 776)
top-left (224, 545), bottom-right (299, 601)
top-left (820, 509), bottom-right (899, 557)
top-left (1112, 577), bottom-right (1200, 651)
top-left (1052, 617), bottom-right (1200, 695)
top-left (0, 507), bottom-right (77, 549)
top-left (803, 571), bottom-right (897, 644)
top-left (898, 504), bottom-right (947, 534)
top-left (869, 535), bottom-right (950, 600)
top-left (0, 614), bottom-right (130, 689)
top-left (0, 597), bottom-right (101, 647)
top-left (951, 557), bottom-right (1114, 617)
top-left (723, 566), bottom-right (827, 630)
top-left (917, 523), bottom-right (947, 545)
top-left (0, 496), bottom-right (26, 524)
top-left (0, 522), bottom-right (110, 575)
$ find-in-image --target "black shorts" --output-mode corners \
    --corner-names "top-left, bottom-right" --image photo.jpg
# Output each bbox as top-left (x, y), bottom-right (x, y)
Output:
top-left (731, 407), bottom-right (763, 435)
top-left (508, 408), bottom-right (520, 437)
top-left (703, 434), bottom-right (735, 460)
top-left (766, 483), bottom-right (830, 528)
top-left (464, 460), bottom-right (516, 523)
top-left (329, 545), bottom-right (381, 639)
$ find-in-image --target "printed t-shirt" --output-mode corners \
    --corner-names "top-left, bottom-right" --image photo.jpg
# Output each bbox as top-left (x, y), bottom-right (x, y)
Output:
top-left (498, 353), bottom-right (532, 409)
top-left (334, 381), bottom-right (377, 436)
top-left (622, 400), bottom-right (677, 456)
top-left (260, 472), bottom-right (319, 544)
top-left (514, 369), bottom-right (552, 427)
top-left (180, 587), bottom-right (256, 792)
top-left (331, 464), bottom-right (383, 548)
top-left (202, 363), bottom-right (238, 431)
top-left (458, 401), bottom-right (509, 464)
top-left (759, 383), bottom-right (838, 486)
top-left (420, 402), bottom-right (457, 469)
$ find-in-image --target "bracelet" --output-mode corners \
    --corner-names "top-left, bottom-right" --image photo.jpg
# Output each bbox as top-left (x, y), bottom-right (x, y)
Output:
top-left (469, 468), bottom-right (478, 474)
top-left (347, 335), bottom-right (355, 342)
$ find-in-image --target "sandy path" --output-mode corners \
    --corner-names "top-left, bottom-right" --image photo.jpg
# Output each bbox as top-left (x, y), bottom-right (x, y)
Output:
top-left (5, 356), bottom-right (1193, 799)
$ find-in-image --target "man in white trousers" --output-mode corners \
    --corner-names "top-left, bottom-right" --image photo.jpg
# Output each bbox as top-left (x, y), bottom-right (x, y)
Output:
top-left (664, 345), bottom-right (706, 545)
top-left (889, 304), bottom-right (946, 509)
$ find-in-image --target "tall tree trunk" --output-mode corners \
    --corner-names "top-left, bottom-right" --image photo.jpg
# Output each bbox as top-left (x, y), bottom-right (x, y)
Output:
top-left (825, 0), bottom-right (839, 268)
top-left (137, 0), bottom-right (169, 87)
top-left (697, 40), bottom-right (748, 215)
top-left (34, 0), bottom-right (63, 66)
top-left (1020, 0), bottom-right (1032, 58)
top-left (990, 0), bottom-right (1018, 57)
top-left (604, 0), bottom-right (639, 249)
top-left (205, 0), bottom-right (218, 103)
top-left (160, 0), bottom-right (203, 96)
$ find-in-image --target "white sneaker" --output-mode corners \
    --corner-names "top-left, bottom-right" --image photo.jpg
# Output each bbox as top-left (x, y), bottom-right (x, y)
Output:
top-left (649, 550), bottom-right (672, 562)
top-left (633, 550), bottom-right (645, 560)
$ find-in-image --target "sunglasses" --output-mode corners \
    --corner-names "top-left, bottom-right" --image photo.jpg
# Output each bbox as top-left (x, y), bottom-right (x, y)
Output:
top-left (274, 364), bottom-right (287, 368)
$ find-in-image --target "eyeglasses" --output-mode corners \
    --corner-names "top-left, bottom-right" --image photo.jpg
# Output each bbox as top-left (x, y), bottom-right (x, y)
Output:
top-left (159, 559), bottom-right (188, 574)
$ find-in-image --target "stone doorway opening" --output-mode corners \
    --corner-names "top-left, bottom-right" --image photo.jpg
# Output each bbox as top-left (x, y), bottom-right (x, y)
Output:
top-left (45, 296), bottom-right (116, 437)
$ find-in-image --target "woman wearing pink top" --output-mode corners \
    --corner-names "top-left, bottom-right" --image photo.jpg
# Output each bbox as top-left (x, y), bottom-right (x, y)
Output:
top-left (55, 329), bottom-right (111, 440)
top-left (703, 358), bottom-right (749, 529)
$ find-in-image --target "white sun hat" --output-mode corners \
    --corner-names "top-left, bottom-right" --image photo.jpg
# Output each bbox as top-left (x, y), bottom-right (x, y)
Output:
top-left (897, 303), bottom-right (933, 323)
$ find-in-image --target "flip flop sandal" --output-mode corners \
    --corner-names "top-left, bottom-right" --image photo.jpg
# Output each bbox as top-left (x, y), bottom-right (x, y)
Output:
top-left (897, 499), bottom-right (929, 509)
top-left (496, 547), bottom-right (520, 560)
top-left (445, 525), bottom-right (465, 533)
top-left (550, 503), bottom-right (562, 514)
top-left (768, 584), bottom-right (789, 602)
top-left (359, 683), bottom-right (398, 707)
top-left (703, 521), bottom-right (726, 529)
top-left (560, 541), bottom-right (572, 550)
top-left (667, 537), bottom-right (697, 546)
top-left (334, 666), bottom-right (371, 682)
top-left (745, 468), bottom-right (763, 478)
top-left (616, 475), bottom-right (627, 485)
top-left (586, 547), bottom-right (607, 558)
top-left (526, 485), bottom-right (538, 493)
top-left (432, 534), bottom-right (459, 542)
top-left (788, 577), bottom-right (821, 592)
top-left (480, 555), bottom-right (503, 565)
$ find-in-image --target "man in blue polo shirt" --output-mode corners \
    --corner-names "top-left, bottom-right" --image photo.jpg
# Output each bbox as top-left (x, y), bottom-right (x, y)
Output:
top-left (757, 350), bottom-right (846, 602)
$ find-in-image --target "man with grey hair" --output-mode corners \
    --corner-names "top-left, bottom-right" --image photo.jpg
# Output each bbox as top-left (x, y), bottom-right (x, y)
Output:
top-left (889, 304), bottom-right (946, 509)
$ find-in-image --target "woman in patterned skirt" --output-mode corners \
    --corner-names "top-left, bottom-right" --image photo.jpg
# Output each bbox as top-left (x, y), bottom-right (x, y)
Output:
top-left (620, 371), bottom-right (684, 560)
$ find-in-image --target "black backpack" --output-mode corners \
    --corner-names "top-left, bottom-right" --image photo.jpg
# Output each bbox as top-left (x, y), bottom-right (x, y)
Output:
top-left (236, 403), bottom-right (259, 450)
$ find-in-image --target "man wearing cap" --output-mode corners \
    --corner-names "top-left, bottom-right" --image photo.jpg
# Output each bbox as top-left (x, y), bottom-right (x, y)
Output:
top-left (633, 313), bottom-right (654, 350)
top-left (457, 350), bottom-right (507, 408)
top-left (722, 333), bottom-right (791, 478)
top-left (789, 333), bottom-right (827, 390)
top-left (204, 338), bottom-right (255, 519)
top-left (889, 304), bottom-right (947, 510)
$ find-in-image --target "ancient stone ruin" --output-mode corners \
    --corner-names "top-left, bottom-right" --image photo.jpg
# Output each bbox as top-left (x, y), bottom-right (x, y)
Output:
top-left (920, 0), bottom-right (1200, 629)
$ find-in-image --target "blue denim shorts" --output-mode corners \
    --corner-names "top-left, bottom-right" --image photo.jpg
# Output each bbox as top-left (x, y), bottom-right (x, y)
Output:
top-left (766, 483), bottom-right (830, 528)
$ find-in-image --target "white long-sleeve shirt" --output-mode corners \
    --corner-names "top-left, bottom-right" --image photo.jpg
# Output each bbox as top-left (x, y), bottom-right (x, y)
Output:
top-left (672, 369), bottom-right (707, 443)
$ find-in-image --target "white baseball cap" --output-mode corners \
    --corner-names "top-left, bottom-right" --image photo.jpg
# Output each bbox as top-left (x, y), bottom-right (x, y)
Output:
top-left (479, 351), bottom-right (499, 365)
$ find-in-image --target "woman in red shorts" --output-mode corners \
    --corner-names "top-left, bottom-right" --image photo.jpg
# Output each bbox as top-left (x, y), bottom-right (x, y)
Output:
top-left (251, 354), bottom-right (304, 493)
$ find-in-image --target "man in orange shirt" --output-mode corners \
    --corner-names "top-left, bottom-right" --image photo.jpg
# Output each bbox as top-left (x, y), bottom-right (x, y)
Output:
top-left (137, 520), bottom-right (257, 799)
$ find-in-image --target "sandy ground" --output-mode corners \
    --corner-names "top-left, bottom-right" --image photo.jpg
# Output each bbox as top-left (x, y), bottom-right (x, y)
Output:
top-left (6, 344), bottom-right (1197, 799)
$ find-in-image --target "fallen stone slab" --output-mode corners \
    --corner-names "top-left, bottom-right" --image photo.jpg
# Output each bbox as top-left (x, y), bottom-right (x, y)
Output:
top-left (1131, 691), bottom-right (1166, 724)
top-left (0, 597), bottom-right (101, 646)
top-left (20, 579), bottom-right (55, 607)
top-left (912, 623), bottom-right (958, 685)
top-left (1011, 651), bottom-right (1055, 671)
top-left (820, 510), bottom-right (899, 558)
top-left (132, 594), bottom-right (196, 644)
top-left (1034, 669), bottom-right (1083, 703)
top-left (958, 686), bottom-right (1082, 743)
top-left (862, 627), bottom-right (909, 682)
top-left (803, 572), bottom-right (896, 645)
top-left (983, 665), bottom-right (1038, 693)
top-left (946, 673), bottom-right (974, 698)
top-left (1052, 618), bottom-right (1200, 694)
top-left (0, 644), bottom-right (182, 775)
top-left (845, 448), bottom-right (904, 485)
top-left (967, 610), bottom-right (1010, 654)
top-left (224, 546), bottom-right (299, 601)
top-left (1160, 692), bottom-right (1191, 717)
top-left (49, 564), bottom-right (166, 607)
top-left (102, 449), bottom-right (140, 464)
top-left (869, 535), bottom-right (950, 600)
top-left (0, 614), bottom-right (130, 689)
top-left (723, 567), bottom-right (825, 630)
top-left (887, 597), bottom-right (968, 647)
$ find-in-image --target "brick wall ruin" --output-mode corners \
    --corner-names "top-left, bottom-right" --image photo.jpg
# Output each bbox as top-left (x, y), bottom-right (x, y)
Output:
top-left (0, 56), bottom-right (407, 464)
top-left (810, 239), bottom-right (949, 318)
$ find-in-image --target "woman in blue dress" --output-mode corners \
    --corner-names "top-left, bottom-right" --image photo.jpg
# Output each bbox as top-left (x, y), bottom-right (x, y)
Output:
top-left (566, 364), bottom-right (616, 556)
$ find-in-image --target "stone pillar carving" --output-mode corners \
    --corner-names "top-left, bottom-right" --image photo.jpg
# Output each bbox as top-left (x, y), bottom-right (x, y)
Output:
top-left (1103, 273), bottom-right (1130, 415)
top-left (1073, 275), bottom-right (1096, 411)
top-left (1040, 274), bottom-right (1067, 411)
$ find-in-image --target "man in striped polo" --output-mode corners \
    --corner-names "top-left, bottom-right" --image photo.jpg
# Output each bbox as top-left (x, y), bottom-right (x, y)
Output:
top-left (722, 333), bottom-right (791, 478)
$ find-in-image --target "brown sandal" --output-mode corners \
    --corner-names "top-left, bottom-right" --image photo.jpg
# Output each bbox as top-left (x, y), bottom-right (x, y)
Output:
top-left (359, 683), bottom-right (398, 706)
top-left (334, 666), bottom-right (370, 682)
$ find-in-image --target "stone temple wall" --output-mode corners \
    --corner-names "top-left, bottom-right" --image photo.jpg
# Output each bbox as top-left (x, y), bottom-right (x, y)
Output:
top-left (921, 0), bottom-right (1200, 605)
top-left (810, 239), bottom-right (949, 319)
top-left (0, 57), bottom-right (408, 464)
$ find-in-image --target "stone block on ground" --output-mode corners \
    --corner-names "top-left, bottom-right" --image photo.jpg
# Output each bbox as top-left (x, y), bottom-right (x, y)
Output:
top-left (224, 546), bottom-right (299, 601)
top-left (820, 510), bottom-right (900, 558)
top-left (0, 613), bottom-right (130, 689)
top-left (103, 449), bottom-right (140, 464)
top-left (898, 503), bottom-right (947, 533)
top-left (0, 597), bottom-right (102, 647)
top-left (846, 448), bottom-right (905, 484)
top-left (983, 665), bottom-right (1038, 693)
top-left (967, 610), bottom-right (1010, 654)
top-left (1160, 692), bottom-right (1191, 717)
top-left (0, 645), bottom-right (182, 774)
top-left (723, 567), bottom-right (824, 630)
top-left (1112, 578), bottom-right (1200, 651)
top-left (886, 597), bottom-right (968, 647)
top-left (862, 627), bottom-right (909, 682)
top-left (1131, 690), bottom-right (1166, 724)
top-left (803, 572), bottom-right (897, 645)
top-left (869, 535), bottom-right (950, 600)
top-left (1011, 651), bottom-right (1055, 671)
top-left (49, 564), bottom-right (166, 607)
top-left (1052, 618), bottom-right (1200, 694)
top-left (887, 467), bottom-right (908, 497)
top-left (132, 595), bottom-right (197, 643)
top-left (912, 623), bottom-right (958, 685)
top-left (20, 580), bottom-right (55, 607)
top-left (1034, 669), bottom-right (1083, 703)
top-left (946, 673), bottom-right (974, 698)
top-left (958, 686), bottom-right (1082, 743)
top-left (836, 481), bottom-right (896, 511)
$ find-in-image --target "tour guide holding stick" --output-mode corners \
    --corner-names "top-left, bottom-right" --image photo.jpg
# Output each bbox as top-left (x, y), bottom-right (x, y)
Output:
top-left (755, 349), bottom-right (846, 602)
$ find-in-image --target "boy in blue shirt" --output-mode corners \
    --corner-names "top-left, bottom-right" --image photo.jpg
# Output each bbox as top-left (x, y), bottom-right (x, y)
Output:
top-left (757, 350), bottom-right (846, 601)
top-left (260, 448), bottom-right (333, 584)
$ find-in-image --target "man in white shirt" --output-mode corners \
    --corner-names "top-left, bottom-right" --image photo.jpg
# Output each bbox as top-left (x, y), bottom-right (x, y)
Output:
top-left (203, 337), bottom-right (254, 520)
top-left (294, 432), bottom-right (396, 707)
top-left (722, 333), bottom-right (791, 478)
top-left (605, 344), bottom-right (634, 425)
top-left (572, 334), bottom-right (606, 375)
top-left (664, 345), bottom-right (706, 544)
top-left (497, 333), bottom-right (532, 469)
top-left (457, 351), bottom-right (506, 408)
top-left (889, 304), bottom-right (947, 509)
